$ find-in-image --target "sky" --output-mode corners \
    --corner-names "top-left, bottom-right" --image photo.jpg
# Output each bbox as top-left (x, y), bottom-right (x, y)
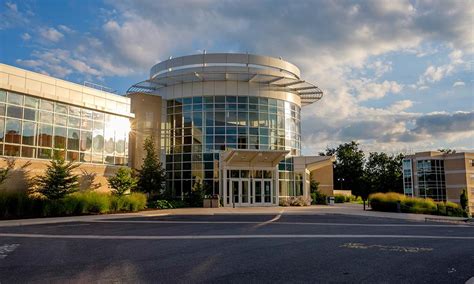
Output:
top-left (0, 0), bottom-right (472, 155)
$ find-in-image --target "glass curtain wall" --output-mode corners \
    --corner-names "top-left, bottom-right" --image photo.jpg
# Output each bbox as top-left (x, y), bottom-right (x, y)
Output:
top-left (416, 159), bottom-right (446, 201)
top-left (164, 95), bottom-right (301, 197)
top-left (0, 89), bottom-right (129, 165)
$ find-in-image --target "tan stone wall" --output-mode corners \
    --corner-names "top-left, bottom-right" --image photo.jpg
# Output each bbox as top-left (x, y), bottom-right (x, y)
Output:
top-left (129, 93), bottom-right (162, 170)
top-left (0, 158), bottom-right (120, 193)
top-left (310, 163), bottom-right (334, 196)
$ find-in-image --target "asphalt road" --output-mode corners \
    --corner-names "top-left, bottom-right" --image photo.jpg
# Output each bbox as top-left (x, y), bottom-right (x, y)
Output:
top-left (0, 214), bottom-right (472, 283)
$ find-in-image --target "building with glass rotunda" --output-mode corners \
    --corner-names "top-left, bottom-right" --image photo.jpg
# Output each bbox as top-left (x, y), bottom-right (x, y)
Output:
top-left (128, 53), bottom-right (334, 207)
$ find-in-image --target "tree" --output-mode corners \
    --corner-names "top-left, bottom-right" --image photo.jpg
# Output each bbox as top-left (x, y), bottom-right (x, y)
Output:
top-left (460, 188), bottom-right (468, 211)
top-left (310, 178), bottom-right (319, 193)
top-left (438, 149), bottom-right (456, 154)
top-left (364, 152), bottom-right (404, 194)
top-left (321, 141), bottom-right (365, 197)
top-left (108, 167), bottom-right (138, 196)
top-left (0, 158), bottom-right (31, 188)
top-left (136, 137), bottom-right (166, 196)
top-left (35, 152), bottom-right (80, 199)
top-left (0, 158), bottom-right (16, 187)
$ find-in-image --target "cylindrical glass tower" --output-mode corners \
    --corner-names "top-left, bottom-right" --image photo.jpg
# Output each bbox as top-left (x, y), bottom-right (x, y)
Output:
top-left (128, 53), bottom-right (322, 206)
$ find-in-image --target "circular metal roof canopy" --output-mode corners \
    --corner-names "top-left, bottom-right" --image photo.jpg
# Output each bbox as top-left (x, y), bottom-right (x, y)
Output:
top-left (127, 53), bottom-right (323, 106)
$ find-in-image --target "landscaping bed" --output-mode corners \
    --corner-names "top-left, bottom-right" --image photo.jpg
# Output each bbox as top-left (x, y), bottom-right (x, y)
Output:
top-left (369, 192), bottom-right (466, 217)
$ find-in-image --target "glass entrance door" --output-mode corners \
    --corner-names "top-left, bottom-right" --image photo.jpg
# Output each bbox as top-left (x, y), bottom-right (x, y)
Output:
top-left (230, 179), bottom-right (250, 207)
top-left (253, 179), bottom-right (273, 205)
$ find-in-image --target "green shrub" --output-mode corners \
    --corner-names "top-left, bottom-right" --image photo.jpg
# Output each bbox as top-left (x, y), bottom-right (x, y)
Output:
top-left (444, 201), bottom-right (464, 217)
top-left (121, 193), bottom-right (147, 211)
top-left (334, 194), bottom-right (346, 203)
top-left (369, 192), bottom-right (406, 212)
top-left (369, 192), bottom-right (466, 217)
top-left (311, 191), bottom-right (328, 205)
top-left (153, 199), bottom-right (175, 209)
top-left (0, 191), bottom-right (147, 219)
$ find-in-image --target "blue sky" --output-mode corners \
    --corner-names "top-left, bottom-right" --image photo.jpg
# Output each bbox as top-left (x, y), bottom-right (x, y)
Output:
top-left (0, 0), bottom-right (472, 154)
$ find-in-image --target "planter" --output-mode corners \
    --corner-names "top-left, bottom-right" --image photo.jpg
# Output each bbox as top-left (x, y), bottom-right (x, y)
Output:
top-left (203, 197), bottom-right (220, 208)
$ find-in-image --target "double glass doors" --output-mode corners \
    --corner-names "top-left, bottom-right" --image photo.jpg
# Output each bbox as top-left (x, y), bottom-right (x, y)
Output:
top-left (229, 178), bottom-right (273, 206)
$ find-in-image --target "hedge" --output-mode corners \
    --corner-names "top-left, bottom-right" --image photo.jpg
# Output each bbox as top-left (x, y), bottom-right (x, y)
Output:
top-left (0, 191), bottom-right (147, 219)
top-left (369, 192), bottom-right (465, 217)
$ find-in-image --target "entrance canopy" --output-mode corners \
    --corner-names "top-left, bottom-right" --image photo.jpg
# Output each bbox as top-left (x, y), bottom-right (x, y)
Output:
top-left (221, 149), bottom-right (289, 168)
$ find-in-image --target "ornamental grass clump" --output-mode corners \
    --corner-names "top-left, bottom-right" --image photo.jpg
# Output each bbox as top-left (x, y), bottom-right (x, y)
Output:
top-left (369, 192), bottom-right (465, 217)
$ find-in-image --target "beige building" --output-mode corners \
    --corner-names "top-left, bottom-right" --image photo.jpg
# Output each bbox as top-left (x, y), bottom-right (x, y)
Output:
top-left (0, 63), bottom-right (133, 192)
top-left (0, 54), bottom-right (335, 206)
top-left (127, 53), bottom-right (335, 206)
top-left (403, 151), bottom-right (474, 212)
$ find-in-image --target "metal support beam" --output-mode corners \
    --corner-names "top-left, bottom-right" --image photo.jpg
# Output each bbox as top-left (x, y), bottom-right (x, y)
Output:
top-left (248, 73), bottom-right (259, 82)
top-left (265, 76), bottom-right (285, 84)
top-left (277, 80), bottom-right (305, 87)
top-left (292, 86), bottom-right (317, 91)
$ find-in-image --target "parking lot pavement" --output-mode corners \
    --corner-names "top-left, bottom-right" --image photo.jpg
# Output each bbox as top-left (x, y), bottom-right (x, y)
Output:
top-left (0, 213), bottom-right (472, 283)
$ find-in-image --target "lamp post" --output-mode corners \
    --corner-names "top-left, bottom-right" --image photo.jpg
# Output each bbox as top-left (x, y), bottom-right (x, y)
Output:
top-left (337, 178), bottom-right (345, 190)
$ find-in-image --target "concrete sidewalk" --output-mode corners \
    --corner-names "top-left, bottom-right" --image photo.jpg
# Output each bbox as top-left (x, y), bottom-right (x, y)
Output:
top-left (0, 203), bottom-right (470, 227)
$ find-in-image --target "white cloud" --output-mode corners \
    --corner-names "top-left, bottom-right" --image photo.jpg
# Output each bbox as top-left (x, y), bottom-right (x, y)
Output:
top-left (417, 49), bottom-right (465, 85)
top-left (21, 33), bottom-right (31, 41)
top-left (14, 0), bottom-right (474, 153)
top-left (353, 80), bottom-right (403, 101)
top-left (5, 2), bottom-right (17, 12)
top-left (39, 27), bottom-right (64, 43)
top-left (452, 81), bottom-right (465, 87)
top-left (367, 60), bottom-right (393, 77)
top-left (58, 25), bottom-right (74, 33)
top-left (389, 100), bottom-right (414, 112)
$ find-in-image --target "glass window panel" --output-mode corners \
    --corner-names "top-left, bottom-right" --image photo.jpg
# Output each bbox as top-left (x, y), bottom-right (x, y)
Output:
top-left (37, 124), bottom-right (53, 147)
top-left (21, 146), bottom-right (36, 158)
top-left (24, 97), bottom-right (39, 108)
top-left (67, 151), bottom-right (80, 162)
top-left (0, 103), bottom-right (5, 116)
top-left (80, 152), bottom-right (91, 163)
top-left (8, 93), bottom-right (23, 105)
top-left (54, 114), bottom-right (67, 126)
top-left (5, 118), bottom-right (21, 144)
top-left (81, 109), bottom-right (93, 119)
top-left (238, 112), bottom-right (248, 125)
top-left (22, 121), bottom-right (36, 145)
top-left (80, 131), bottom-right (92, 152)
top-left (67, 128), bottom-right (80, 150)
top-left (54, 127), bottom-right (67, 149)
top-left (7, 105), bottom-right (22, 119)
top-left (69, 106), bottom-right (81, 117)
top-left (23, 108), bottom-right (37, 121)
top-left (93, 111), bottom-right (104, 121)
top-left (55, 103), bottom-right (68, 114)
top-left (37, 148), bottom-right (52, 159)
top-left (68, 116), bottom-right (81, 128)
top-left (92, 152), bottom-right (103, 163)
top-left (238, 127), bottom-right (248, 134)
top-left (39, 111), bottom-right (53, 124)
top-left (104, 129), bottom-right (114, 154)
top-left (0, 117), bottom-right (4, 142)
top-left (40, 100), bottom-right (54, 111)
top-left (0, 90), bottom-right (5, 102)
top-left (115, 137), bottom-right (125, 154)
top-left (4, 144), bottom-right (20, 156)
top-left (81, 119), bottom-right (93, 131)
top-left (93, 129), bottom-right (104, 153)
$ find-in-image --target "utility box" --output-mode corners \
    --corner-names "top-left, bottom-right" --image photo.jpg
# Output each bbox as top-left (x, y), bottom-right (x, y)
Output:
top-left (328, 196), bottom-right (335, 206)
